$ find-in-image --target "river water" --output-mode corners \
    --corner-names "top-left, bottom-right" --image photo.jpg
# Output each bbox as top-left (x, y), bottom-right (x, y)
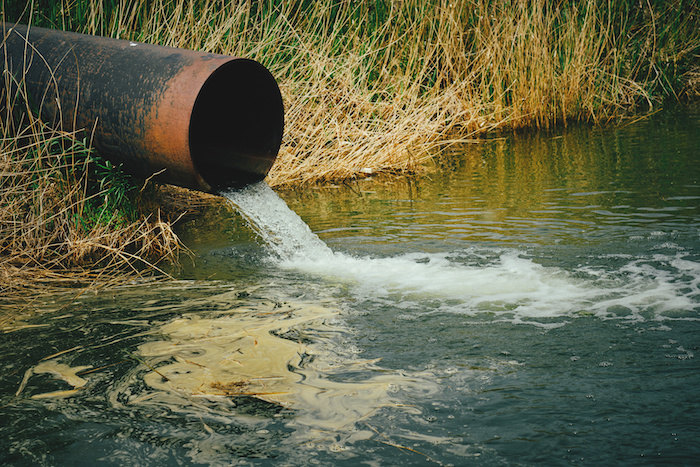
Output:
top-left (2, 107), bottom-right (699, 465)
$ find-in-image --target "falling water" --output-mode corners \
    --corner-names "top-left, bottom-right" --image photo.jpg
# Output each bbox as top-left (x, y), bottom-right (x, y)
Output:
top-left (223, 182), bottom-right (334, 262)
top-left (3, 108), bottom-right (700, 466)
top-left (223, 182), bottom-right (699, 327)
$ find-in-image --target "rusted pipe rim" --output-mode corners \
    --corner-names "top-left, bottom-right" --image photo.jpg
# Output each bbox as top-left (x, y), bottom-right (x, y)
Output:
top-left (189, 58), bottom-right (284, 191)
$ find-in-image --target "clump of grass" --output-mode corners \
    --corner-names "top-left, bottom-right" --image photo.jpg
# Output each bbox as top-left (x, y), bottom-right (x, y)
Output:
top-left (683, 65), bottom-right (700, 99)
top-left (0, 38), bottom-right (183, 303)
top-left (14, 0), bottom-right (696, 186)
top-left (1, 0), bottom-right (699, 298)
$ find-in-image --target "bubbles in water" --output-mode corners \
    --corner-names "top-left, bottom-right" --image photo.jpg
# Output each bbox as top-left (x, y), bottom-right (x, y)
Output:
top-left (223, 183), bottom-right (333, 261)
top-left (224, 182), bottom-right (700, 326)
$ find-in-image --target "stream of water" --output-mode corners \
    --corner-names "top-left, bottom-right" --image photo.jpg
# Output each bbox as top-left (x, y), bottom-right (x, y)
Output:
top-left (2, 107), bottom-right (699, 465)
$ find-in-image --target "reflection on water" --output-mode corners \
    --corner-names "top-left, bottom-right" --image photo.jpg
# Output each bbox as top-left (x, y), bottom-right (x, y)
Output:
top-left (2, 107), bottom-right (700, 465)
top-left (278, 109), bottom-right (700, 249)
top-left (226, 182), bottom-right (698, 327)
top-left (1, 283), bottom-right (442, 465)
top-left (126, 294), bottom-right (437, 438)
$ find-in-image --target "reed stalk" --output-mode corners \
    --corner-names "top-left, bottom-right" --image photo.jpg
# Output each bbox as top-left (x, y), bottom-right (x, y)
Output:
top-left (14, 0), bottom-right (697, 183)
top-left (0, 0), bottom-right (698, 298)
top-left (0, 27), bottom-right (184, 303)
top-left (6, 0), bottom-right (699, 185)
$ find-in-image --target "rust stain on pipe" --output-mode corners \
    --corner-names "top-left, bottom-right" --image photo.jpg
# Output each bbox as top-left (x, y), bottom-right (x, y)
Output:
top-left (1, 23), bottom-right (284, 192)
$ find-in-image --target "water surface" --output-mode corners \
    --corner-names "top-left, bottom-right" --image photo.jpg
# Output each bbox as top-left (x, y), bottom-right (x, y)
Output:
top-left (2, 107), bottom-right (699, 465)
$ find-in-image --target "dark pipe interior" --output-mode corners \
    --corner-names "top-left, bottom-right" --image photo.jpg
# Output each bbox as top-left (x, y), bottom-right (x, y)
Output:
top-left (189, 59), bottom-right (284, 191)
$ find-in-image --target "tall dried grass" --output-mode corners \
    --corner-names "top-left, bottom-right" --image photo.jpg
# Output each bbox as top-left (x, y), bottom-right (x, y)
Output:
top-left (21, 0), bottom-right (695, 186)
top-left (0, 31), bottom-right (184, 303)
top-left (1, 0), bottom-right (698, 300)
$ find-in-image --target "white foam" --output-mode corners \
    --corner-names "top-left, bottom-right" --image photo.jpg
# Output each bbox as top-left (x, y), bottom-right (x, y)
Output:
top-left (224, 183), bottom-right (700, 325)
top-left (224, 182), bottom-right (333, 261)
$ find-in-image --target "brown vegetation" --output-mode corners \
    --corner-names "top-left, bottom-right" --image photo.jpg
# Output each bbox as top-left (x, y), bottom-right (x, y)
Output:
top-left (1, 0), bottom-right (699, 298)
top-left (0, 62), bottom-right (183, 303)
top-left (23, 0), bottom-right (692, 186)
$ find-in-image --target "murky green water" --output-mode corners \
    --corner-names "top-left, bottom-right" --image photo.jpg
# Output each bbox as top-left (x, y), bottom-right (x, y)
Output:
top-left (2, 107), bottom-right (699, 466)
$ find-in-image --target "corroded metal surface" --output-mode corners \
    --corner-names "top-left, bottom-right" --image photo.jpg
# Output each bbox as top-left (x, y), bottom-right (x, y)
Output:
top-left (1, 23), bottom-right (284, 192)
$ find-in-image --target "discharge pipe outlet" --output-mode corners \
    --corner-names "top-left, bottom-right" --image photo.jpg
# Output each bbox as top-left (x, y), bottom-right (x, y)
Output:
top-left (1, 23), bottom-right (284, 192)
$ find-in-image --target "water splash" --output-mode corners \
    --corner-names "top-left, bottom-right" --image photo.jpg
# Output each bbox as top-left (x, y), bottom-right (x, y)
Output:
top-left (223, 182), bottom-right (333, 261)
top-left (223, 182), bottom-right (700, 325)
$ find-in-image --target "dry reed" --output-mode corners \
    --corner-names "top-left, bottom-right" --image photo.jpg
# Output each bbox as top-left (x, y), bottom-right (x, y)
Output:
top-left (23, 0), bottom-right (696, 186)
top-left (0, 29), bottom-right (184, 303)
top-left (0, 0), bottom-right (698, 300)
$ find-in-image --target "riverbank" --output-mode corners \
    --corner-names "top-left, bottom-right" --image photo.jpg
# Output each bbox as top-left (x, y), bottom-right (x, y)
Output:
top-left (0, 110), bottom-right (185, 304)
top-left (9, 0), bottom-right (698, 183)
top-left (1, 0), bottom-right (699, 295)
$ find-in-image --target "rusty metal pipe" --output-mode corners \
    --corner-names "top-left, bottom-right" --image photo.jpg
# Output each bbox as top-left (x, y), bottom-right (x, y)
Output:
top-left (1, 23), bottom-right (284, 192)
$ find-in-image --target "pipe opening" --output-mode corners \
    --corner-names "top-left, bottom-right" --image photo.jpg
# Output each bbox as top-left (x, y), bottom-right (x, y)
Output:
top-left (189, 58), bottom-right (284, 191)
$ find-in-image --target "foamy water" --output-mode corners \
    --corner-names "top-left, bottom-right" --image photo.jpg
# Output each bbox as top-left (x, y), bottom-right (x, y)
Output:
top-left (5, 110), bottom-right (700, 467)
top-left (224, 182), bottom-right (700, 326)
top-left (112, 295), bottom-right (439, 452)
